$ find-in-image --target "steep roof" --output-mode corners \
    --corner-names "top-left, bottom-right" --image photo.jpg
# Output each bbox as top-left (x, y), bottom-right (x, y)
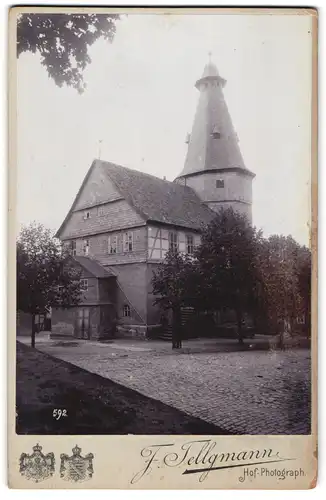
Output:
top-left (176, 59), bottom-right (254, 180)
top-left (74, 255), bottom-right (114, 278)
top-left (56, 159), bottom-right (216, 238)
top-left (100, 160), bottom-right (215, 231)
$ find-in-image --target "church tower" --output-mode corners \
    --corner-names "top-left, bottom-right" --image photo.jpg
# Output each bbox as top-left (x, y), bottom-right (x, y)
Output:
top-left (175, 58), bottom-right (255, 222)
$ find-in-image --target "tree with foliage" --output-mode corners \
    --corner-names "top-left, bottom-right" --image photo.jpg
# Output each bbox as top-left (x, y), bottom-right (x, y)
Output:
top-left (297, 245), bottom-right (311, 337)
top-left (257, 235), bottom-right (311, 344)
top-left (17, 222), bottom-right (82, 347)
top-left (195, 208), bottom-right (263, 344)
top-left (152, 249), bottom-right (197, 349)
top-left (17, 13), bottom-right (120, 92)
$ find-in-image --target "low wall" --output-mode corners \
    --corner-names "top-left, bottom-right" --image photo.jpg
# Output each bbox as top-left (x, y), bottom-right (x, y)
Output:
top-left (116, 324), bottom-right (147, 339)
top-left (51, 308), bottom-right (76, 338)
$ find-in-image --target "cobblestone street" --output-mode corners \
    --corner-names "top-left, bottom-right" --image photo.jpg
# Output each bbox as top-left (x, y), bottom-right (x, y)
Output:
top-left (18, 336), bottom-right (311, 435)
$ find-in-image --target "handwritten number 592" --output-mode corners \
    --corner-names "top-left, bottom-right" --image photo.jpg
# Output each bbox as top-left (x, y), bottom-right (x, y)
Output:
top-left (53, 409), bottom-right (67, 420)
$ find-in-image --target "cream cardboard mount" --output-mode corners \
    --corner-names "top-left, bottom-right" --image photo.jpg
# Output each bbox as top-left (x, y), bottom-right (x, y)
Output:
top-left (8, 6), bottom-right (317, 489)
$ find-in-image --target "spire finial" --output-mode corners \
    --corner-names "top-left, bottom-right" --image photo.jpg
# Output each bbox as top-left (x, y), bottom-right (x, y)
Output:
top-left (98, 139), bottom-right (103, 159)
top-left (208, 51), bottom-right (212, 63)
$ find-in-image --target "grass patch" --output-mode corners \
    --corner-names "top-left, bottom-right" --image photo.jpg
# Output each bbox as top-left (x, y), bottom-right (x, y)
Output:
top-left (16, 341), bottom-right (230, 435)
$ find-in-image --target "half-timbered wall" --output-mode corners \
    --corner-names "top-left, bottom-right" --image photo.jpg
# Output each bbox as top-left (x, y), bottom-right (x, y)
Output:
top-left (63, 226), bottom-right (148, 265)
top-left (147, 225), bottom-right (201, 262)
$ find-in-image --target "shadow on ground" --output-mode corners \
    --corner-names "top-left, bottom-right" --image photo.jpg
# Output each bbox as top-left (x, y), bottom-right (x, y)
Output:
top-left (16, 342), bottom-right (231, 435)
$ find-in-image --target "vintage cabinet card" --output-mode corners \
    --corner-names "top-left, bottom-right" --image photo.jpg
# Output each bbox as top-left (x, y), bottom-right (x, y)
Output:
top-left (8, 6), bottom-right (317, 489)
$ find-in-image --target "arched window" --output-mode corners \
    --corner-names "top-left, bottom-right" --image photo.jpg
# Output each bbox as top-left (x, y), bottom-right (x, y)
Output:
top-left (123, 304), bottom-right (131, 317)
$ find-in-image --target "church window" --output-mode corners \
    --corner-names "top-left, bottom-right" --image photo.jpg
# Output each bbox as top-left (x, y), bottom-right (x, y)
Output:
top-left (123, 232), bottom-right (133, 252)
top-left (186, 234), bottom-right (194, 255)
top-left (169, 231), bottom-right (178, 253)
top-left (84, 210), bottom-right (91, 220)
top-left (70, 240), bottom-right (77, 256)
top-left (123, 304), bottom-right (131, 317)
top-left (80, 279), bottom-right (88, 292)
top-left (108, 235), bottom-right (118, 254)
top-left (83, 239), bottom-right (90, 256)
top-left (98, 206), bottom-right (105, 216)
top-left (216, 179), bottom-right (224, 188)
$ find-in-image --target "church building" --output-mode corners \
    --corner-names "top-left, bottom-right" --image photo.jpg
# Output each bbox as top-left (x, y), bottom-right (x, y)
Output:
top-left (51, 59), bottom-right (255, 340)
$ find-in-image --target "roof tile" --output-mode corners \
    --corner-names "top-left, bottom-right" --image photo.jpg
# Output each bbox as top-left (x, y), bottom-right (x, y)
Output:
top-left (74, 255), bottom-right (114, 278)
top-left (99, 160), bottom-right (215, 231)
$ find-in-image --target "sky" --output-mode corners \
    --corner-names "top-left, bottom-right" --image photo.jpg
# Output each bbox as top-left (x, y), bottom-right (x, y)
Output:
top-left (16, 12), bottom-right (313, 245)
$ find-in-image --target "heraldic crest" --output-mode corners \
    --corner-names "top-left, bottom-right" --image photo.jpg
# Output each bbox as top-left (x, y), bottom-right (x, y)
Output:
top-left (19, 443), bottom-right (55, 482)
top-left (60, 445), bottom-right (94, 482)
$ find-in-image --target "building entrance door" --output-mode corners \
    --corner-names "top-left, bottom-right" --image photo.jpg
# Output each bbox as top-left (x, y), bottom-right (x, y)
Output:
top-left (77, 308), bottom-right (90, 339)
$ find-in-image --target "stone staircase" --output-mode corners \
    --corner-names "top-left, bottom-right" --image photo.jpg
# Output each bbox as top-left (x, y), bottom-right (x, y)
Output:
top-left (157, 307), bottom-right (195, 341)
top-left (158, 324), bottom-right (173, 341)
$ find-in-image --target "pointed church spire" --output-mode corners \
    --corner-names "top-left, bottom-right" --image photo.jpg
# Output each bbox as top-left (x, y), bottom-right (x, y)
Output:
top-left (195, 53), bottom-right (226, 90)
top-left (176, 56), bottom-right (250, 179)
top-left (175, 56), bottom-right (255, 222)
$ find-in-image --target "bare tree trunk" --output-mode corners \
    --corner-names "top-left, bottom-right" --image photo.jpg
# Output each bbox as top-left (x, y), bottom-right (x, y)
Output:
top-left (304, 301), bottom-right (310, 338)
top-left (177, 307), bottom-right (182, 348)
top-left (278, 329), bottom-right (284, 349)
top-left (172, 328), bottom-right (177, 349)
top-left (236, 309), bottom-right (244, 345)
top-left (278, 319), bottom-right (286, 350)
top-left (172, 308), bottom-right (177, 349)
top-left (31, 313), bottom-right (36, 348)
top-left (172, 307), bottom-right (182, 349)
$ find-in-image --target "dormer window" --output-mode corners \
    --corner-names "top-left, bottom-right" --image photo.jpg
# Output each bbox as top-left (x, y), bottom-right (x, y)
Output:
top-left (216, 179), bottom-right (224, 188)
top-left (212, 125), bottom-right (221, 139)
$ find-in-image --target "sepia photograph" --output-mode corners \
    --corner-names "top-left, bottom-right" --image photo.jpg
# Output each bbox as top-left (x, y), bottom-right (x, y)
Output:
top-left (12, 7), bottom-right (314, 448)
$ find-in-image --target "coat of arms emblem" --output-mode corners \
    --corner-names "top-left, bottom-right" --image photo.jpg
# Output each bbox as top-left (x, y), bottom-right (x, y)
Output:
top-left (19, 444), bottom-right (55, 482)
top-left (60, 445), bottom-right (94, 482)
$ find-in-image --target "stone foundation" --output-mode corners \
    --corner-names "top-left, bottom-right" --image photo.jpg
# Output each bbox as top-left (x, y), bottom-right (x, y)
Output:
top-left (50, 332), bottom-right (75, 340)
top-left (116, 324), bottom-right (147, 339)
top-left (51, 320), bottom-right (75, 338)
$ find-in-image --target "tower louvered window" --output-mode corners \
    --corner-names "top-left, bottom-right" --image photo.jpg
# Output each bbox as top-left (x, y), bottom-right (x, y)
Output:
top-left (212, 125), bottom-right (221, 139)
